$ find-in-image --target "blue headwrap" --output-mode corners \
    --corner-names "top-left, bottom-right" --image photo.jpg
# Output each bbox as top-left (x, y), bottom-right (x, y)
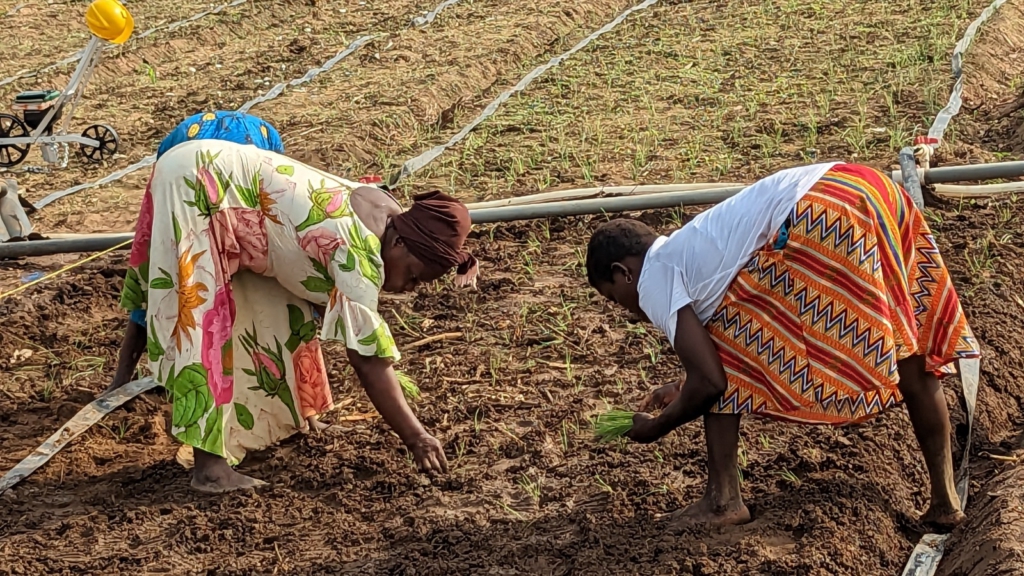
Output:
top-left (156, 111), bottom-right (284, 159)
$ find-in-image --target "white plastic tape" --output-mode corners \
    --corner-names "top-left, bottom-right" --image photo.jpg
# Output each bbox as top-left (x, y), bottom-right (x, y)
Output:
top-left (926, 0), bottom-right (1008, 148)
top-left (37, 0), bottom-right (467, 209)
top-left (391, 0), bottom-right (659, 185)
top-left (0, 377), bottom-right (159, 495)
top-left (35, 34), bottom-right (374, 208)
top-left (411, 0), bottom-right (459, 27)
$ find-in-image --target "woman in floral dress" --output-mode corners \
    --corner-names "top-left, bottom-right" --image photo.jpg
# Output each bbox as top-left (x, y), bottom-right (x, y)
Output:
top-left (112, 139), bottom-right (477, 493)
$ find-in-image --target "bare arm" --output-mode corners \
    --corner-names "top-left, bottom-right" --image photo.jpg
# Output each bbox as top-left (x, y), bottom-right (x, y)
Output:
top-left (628, 305), bottom-right (728, 443)
top-left (106, 320), bottom-right (147, 394)
top-left (346, 349), bottom-right (448, 473)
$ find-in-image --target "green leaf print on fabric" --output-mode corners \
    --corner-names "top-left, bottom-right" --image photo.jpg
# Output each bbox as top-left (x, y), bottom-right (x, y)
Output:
top-left (200, 406), bottom-right (225, 454)
top-left (357, 322), bottom-right (398, 359)
top-left (295, 180), bottom-right (352, 231)
top-left (147, 321), bottom-right (165, 363)
top-left (288, 304), bottom-right (305, 333)
top-left (234, 403), bottom-right (255, 431)
top-left (276, 165), bottom-right (295, 177)
top-left (310, 258), bottom-right (332, 282)
top-left (300, 275), bottom-right (334, 294)
top-left (234, 168), bottom-right (262, 209)
top-left (138, 260), bottom-right (150, 289)
top-left (239, 326), bottom-right (301, 428)
top-left (338, 248), bottom-right (356, 273)
top-left (347, 222), bottom-right (384, 288)
top-left (172, 213), bottom-right (182, 245)
top-left (178, 422), bottom-right (203, 446)
top-left (285, 304), bottom-right (318, 353)
top-left (170, 363), bottom-right (213, 430)
top-left (300, 257), bottom-right (336, 295)
top-left (299, 321), bottom-right (316, 343)
top-left (149, 267), bottom-right (175, 291)
top-left (120, 267), bottom-right (145, 310)
top-left (333, 314), bottom-right (346, 343)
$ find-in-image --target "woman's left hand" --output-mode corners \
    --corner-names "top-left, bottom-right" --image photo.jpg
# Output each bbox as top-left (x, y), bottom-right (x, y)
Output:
top-left (407, 434), bottom-right (449, 474)
top-left (626, 412), bottom-right (664, 444)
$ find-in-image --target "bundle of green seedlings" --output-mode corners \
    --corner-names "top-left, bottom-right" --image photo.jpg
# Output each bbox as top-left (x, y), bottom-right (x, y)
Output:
top-left (395, 370), bottom-right (420, 401)
top-left (593, 409), bottom-right (635, 443)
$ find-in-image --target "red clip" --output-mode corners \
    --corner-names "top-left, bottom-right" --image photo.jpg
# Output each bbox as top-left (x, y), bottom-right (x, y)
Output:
top-left (913, 136), bottom-right (940, 146)
top-left (359, 175), bottom-right (383, 184)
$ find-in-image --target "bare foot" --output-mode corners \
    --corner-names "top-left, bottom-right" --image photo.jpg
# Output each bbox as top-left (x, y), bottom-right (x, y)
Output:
top-left (921, 503), bottom-right (966, 532)
top-left (190, 466), bottom-right (267, 494)
top-left (190, 449), bottom-right (266, 494)
top-left (669, 494), bottom-right (752, 529)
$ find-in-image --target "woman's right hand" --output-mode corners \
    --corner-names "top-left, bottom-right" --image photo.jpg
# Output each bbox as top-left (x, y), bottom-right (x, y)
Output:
top-left (407, 434), bottom-right (448, 474)
top-left (347, 350), bottom-right (449, 475)
top-left (638, 381), bottom-right (682, 412)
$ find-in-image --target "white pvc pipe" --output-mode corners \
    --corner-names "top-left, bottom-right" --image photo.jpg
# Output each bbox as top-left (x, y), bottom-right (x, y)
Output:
top-left (465, 183), bottom-right (745, 210)
top-left (933, 181), bottom-right (1024, 198)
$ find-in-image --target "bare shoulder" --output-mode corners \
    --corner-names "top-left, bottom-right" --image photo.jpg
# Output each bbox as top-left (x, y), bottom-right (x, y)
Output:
top-left (351, 185), bottom-right (395, 204)
top-left (350, 185), bottom-right (402, 236)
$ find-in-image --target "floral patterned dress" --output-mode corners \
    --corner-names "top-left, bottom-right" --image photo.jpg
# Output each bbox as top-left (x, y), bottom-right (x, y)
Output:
top-left (119, 140), bottom-right (400, 464)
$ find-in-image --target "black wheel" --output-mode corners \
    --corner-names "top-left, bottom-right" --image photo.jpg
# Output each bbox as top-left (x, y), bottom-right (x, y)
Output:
top-left (0, 113), bottom-right (30, 168)
top-left (79, 124), bottom-right (119, 163)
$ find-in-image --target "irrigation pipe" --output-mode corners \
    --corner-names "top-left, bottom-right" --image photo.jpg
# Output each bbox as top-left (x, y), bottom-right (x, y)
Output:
top-left (0, 0), bottom-right (250, 89)
top-left (470, 185), bottom-right (745, 224)
top-left (388, 0), bottom-right (660, 187)
top-left (465, 183), bottom-right (745, 210)
top-left (0, 184), bottom-right (749, 258)
top-left (0, 377), bottom-right (159, 496)
top-left (11, 155), bottom-right (1024, 259)
top-left (889, 160), bottom-right (1024, 185)
top-left (933, 181), bottom-right (1024, 198)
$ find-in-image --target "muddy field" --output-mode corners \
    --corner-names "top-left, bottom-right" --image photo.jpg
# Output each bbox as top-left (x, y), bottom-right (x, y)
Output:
top-left (2, 0), bottom-right (1024, 574)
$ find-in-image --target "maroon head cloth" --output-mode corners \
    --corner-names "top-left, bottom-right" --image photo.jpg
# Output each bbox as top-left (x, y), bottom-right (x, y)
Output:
top-left (391, 191), bottom-right (479, 287)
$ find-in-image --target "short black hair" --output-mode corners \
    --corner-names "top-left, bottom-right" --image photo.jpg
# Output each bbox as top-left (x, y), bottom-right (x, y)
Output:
top-left (585, 219), bottom-right (658, 287)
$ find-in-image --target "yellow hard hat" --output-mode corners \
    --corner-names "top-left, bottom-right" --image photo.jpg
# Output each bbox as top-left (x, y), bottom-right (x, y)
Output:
top-left (85, 0), bottom-right (134, 44)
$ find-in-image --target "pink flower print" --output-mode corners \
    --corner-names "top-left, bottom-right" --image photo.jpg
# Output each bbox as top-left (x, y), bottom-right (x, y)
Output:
top-left (324, 189), bottom-right (346, 215)
top-left (129, 179), bottom-right (156, 267)
top-left (252, 351), bottom-right (282, 380)
top-left (299, 228), bottom-right (345, 267)
top-left (200, 287), bottom-right (236, 407)
top-left (208, 208), bottom-right (269, 284)
top-left (197, 166), bottom-right (222, 205)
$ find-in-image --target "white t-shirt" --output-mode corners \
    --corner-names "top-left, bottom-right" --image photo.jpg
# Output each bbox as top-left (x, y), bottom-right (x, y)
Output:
top-left (637, 162), bottom-right (840, 345)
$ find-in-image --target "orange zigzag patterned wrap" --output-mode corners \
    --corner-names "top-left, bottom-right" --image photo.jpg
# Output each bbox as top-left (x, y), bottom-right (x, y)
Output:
top-left (706, 163), bottom-right (980, 425)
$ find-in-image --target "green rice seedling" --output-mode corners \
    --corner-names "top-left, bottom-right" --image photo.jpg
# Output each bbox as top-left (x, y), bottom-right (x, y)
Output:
top-left (395, 370), bottom-right (420, 401)
top-left (593, 410), bottom-right (634, 443)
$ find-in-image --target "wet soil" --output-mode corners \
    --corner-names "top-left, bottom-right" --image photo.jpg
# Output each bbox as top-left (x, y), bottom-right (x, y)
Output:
top-left (1, 192), bottom-right (1023, 575)
top-left (0, 0), bottom-right (1023, 574)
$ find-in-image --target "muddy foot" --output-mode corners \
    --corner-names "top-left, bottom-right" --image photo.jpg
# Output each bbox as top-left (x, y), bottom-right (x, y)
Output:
top-left (921, 503), bottom-right (966, 532)
top-left (668, 496), bottom-right (752, 529)
top-left (190, 467), bottom-right (267, 494)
